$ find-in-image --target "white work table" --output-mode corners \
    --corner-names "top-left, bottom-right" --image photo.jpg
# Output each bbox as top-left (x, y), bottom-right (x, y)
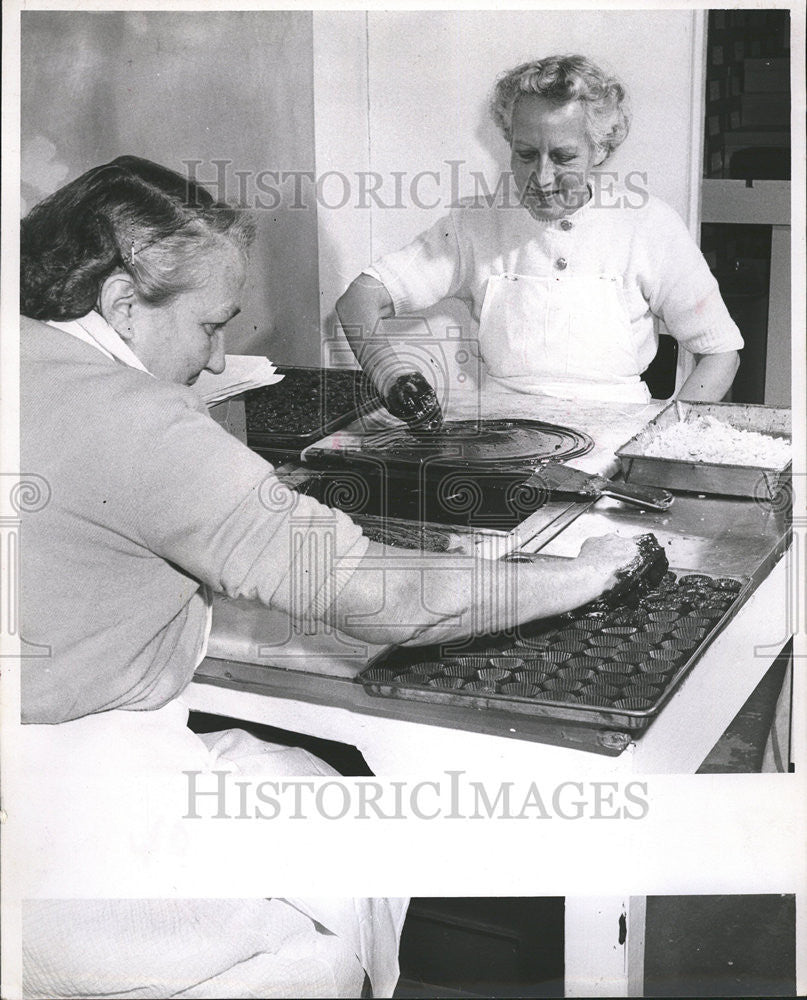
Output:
top-left (188, 526), bottom-right (789, 776)
top-left (186, 393), bottom-right (793, 996)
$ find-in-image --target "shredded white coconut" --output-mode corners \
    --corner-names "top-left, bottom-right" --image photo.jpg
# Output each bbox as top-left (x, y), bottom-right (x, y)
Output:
top-left (640, 414), bottom-right (791, 467)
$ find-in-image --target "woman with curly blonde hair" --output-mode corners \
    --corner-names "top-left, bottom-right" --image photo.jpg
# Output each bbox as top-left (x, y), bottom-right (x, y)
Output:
top-left (338, 54), bottom-right (742, 419)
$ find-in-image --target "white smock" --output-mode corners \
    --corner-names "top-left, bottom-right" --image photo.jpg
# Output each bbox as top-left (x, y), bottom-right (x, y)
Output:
top-left (17, 313), bottom-right (407, 998)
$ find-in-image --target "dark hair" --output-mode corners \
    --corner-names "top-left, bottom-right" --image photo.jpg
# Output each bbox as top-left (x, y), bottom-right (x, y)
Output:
top-left (21, 155), bottom-right (255, 320)
top-left (490, 54), bottom-right (630, 163)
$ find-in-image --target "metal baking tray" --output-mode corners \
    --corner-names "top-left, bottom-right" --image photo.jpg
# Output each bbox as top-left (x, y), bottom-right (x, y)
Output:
top-left (616, 401), bottom-right (791, 500)
top-left (244, 366), bottom-right (382, 461)
top-left (356, 569), bottom-right (751, 736)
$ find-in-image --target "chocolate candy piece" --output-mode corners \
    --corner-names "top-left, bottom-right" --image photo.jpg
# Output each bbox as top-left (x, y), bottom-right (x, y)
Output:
top-left (624, 680), bottom-right (663, 698)
top-left (490, 655), bottom-right (525, 670)
top-left (610, 650), bottom-right (647, 666)
top-left (535, 648), bottom-right (574, 663)
top-left (510, 635), bottom-right (554, 651)
top-left (362, 666), bottom-right (400, 682)
top-left (582, 647), bottom-right (612, 660)
top-left (564, 657), bottom-right (597, 672)
top-left (649, 648), bottom-right (681, 662)
top-left (552, 638), bottom-right (587, 654)
top-left (442, 662), bottom-right (479, 678)
top-left (615, 696), bottom-right (654, 710)
top-left (642, 595), bottom-right (674, 610)
top-left (672, 625), bottom-right (708, 642)
top-left (648, 610), bottom-right (680, 624)
top-left (626, 638), bottom-right (655, 652)
top-left (637, 660), bottom-right (676, 676)
top-left (455, 656), bottom-right (493, 669)
top-left (409, 661), bottom-right (443, 676)
top-left (501, 681), bottom-right (539, 697)
top-left (463, 679), bottom-right (498, 693)
top-left (580, 610), bottom-right (611, 627)
top-left (611, 608), bottom-right (649, 626)
top-left (585, 684), bottom-right (621, 701)
top-left (698, 606), bottom-right (726, 620)
top-left (561, 666), bottom-right (598, 683)
top-left (680, 615), bottom-right (712, 628)
top-left (429, 675), bottom-right (466, 690)
top-left (639, 628), bottom-right (669, 644)
top-left (661, 638), bottom-right (692, 652)
top-left (598, 670), bottom-right (634, 686)
top-left (402, 671), bottom-right (432, 686)
top-left (587, 634), bottom-right (626, 650)
top-left (543, 677), bottom-right (584, 693)
top-left (477, 666), bottom-right (511, 682)
top-left (514, 668), bottom-right (552, 684)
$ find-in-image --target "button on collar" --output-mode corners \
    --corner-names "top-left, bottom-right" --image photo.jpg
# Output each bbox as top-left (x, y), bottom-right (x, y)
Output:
top-left (560, 219), bottom-right (573, 231)
top-left (555, 257), bottom-right (568, 270)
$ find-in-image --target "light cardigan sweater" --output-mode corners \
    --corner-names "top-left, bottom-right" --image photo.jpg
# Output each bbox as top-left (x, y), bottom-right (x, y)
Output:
top-left (367, 189), bottom-right (743, 375)
top-left (20, 316), bottom-right (369, 724)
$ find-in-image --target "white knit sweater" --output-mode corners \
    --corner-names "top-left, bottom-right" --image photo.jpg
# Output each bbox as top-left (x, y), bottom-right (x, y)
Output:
top-left (21, 316), bottom-right (369, 723)
top-left (368, 188), bottom-right (743, 377)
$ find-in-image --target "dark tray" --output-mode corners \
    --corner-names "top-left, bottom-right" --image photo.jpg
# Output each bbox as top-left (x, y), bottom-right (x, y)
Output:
top-left (303, 418), bottom-right (594, 474)
top-left (244, 366), bottom-right (382, 460)
top-left (280, 462), bottom-right (558, 531)
top-left (356, 569), bottom-right (750, 736)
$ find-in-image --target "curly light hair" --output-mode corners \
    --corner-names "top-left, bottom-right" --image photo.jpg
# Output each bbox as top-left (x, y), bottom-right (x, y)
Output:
top-left (21, 156), bottom-right (255, 321)
top-left (490, 55), bottom-right (631, 163)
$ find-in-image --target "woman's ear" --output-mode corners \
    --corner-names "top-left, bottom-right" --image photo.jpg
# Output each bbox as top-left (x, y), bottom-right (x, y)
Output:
top-left (98, 272), bottom-right (137, 342)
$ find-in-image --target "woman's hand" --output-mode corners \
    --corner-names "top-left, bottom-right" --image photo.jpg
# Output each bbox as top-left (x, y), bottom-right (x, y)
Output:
top-left (576, 532), bottom-right (646, 590)
top-left (385, 372), bottom-right (444, 431)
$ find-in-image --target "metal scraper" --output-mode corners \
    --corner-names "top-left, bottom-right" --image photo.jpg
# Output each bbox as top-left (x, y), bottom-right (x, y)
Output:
top-left (528, 462), bottom-right (674, 511)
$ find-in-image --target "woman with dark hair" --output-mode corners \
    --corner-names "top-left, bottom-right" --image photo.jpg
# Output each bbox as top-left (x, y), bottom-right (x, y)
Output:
top-left (21, 155), bottom-right (254, 382)
top-left (337, 54), bottom-right (743, 427)
top-left (19, 155), bottom-right (644, 998)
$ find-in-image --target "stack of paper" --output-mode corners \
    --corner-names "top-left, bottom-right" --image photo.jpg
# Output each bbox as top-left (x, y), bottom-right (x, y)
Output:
top-left (191, 355), bottom-right (284, 406)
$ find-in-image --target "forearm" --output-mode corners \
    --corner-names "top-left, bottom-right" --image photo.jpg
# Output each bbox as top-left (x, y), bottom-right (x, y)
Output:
top-left (677, 351), bottom-right (740, 402)
top-left (335, 276), bottom-right (410, 394)
top-left (324, 541), bottom-right (619, 646)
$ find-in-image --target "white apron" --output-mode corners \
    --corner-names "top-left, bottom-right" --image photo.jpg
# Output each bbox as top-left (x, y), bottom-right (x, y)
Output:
top-left (478, 271), bottom-right (652, 403)
top-left (23, 897), bottom-right (367, 999)
top-left (18, 707), bottom-right (406, 996)
top-left (18, 313), bottom-right (408, 997)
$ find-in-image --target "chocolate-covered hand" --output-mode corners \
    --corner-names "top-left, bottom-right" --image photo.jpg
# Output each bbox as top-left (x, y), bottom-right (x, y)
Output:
top-left (581, 532), bottom-right (669, 607)
top-left (385, 372), bottom-right (443, 431)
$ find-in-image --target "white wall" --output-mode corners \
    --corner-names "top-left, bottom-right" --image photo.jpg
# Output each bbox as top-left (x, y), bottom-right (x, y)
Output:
top-left (21, 10), bottom-right (321, 364)
top-left (366, 9), bottom-right (701, 255)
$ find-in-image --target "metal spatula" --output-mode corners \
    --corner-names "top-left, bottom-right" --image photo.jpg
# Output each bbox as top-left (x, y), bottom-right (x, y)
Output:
top-left (529, 461), bottom-right (674, 511)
